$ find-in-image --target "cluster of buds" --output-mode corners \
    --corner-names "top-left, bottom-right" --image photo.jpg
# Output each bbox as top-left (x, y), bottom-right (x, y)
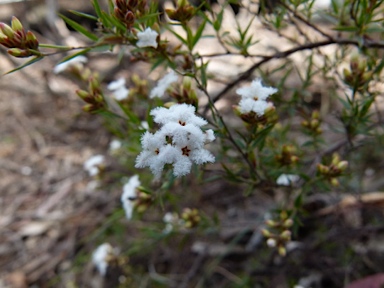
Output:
top-left (343, 54), bottom-right (373, 90)
top-left (181, 208), bottom-right (201, 229)
top-left (133, 189), bottom-right (153, 214)
top-left (0, 17), bottom-right (39, 58)
top-left (262, 211), bottom-right (293, 257)
top-left (301, 110), bottom-right (322, 135)
top-left (76, 74), bottom-right (107, 112)
top-left (129, 73), bottom-right (148, 99)
top-left (275, 145), bottom-right (299, 166)
top-left (234, 104), bottom-right (278, 125)
top-left (168, 78), bottom-right (198, 107)
top-left (166, 0), bottom-right (196, 22)
top-left (317, 153), bottom-right (348, 186)
top-left (114, 0), bottom-right (147, 29)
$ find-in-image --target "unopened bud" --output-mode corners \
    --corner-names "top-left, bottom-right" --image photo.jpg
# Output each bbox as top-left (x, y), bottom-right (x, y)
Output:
top-left (283, 219), bottom-right (293, 228)
top-left (266, 220), bottom-right (277, 227)
top-left (25, 31), bottom-right (39, 49)
top-left (280, 230), bottom-right (291, 240)
top-left (330, 177), bottom-right (339, 186)
top-left (337, 160), bottom-right (348, 171)
top-left (7, 48), bottom-right (29, 57)
top-left (76, 89), bottom-right (89, 100)
top-left (261, 229), bottom-right (271, 237)
top-left (0, 23), bottom-right (14, 38)
top-left (278, 245), bottom-right (286, 257)
top-left (11, 16), bottom-right (23, 32)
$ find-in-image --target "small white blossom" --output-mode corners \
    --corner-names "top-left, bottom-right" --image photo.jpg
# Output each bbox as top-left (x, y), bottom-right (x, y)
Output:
top-left (276, 174), bottom-right (300, 186)
top-left (149, 71), bottom-right (178, 98)
top-left (109, 139), bottom-right (122, 152)
top-left (236, 78), bottom-right (277, 116)
top-left (135, 104), bottom-right (215, 178)
top-left (267, 238), bottom-right (277, 248)
top-left (53, 55), bottom-right (87, 74)
top-left (92, 243), bottom-right (114, 276)
top-left (136, 27), bottom-right (158, 48)
top-left (107, 78), bottom-right (129, 101)
top-left (150, 103), bottom-right (207, 127)
top-left (121, 175), bottom-right (140, 219)
top-left (163, 212), bottom-right (183, 234)
top-left (84, 155), bottom-right (105, 177)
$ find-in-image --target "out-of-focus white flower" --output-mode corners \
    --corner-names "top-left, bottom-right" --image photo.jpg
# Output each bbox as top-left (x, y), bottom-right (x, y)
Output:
top-left (53, 55), bottom-right (87, 74)
top-left (84, 155), bottom-right (105, 177)
top-left (276, 174), bottom-right (300, 186)
top-left (236, 78), bottom-right (277, 116)
top-left (149, 71), bottom-right (178, 98)
top-left (92, 243), bottom-right (114, 276)
top-left (121, 175), bottom-right (140, 219)
top-left (163, 212), bottom-right (183, 234)
top-left (136, 28), bottom-right (158, 48)
top-left (135, 104), bottom-right (215, 178)
top-left (267, 238), bottom-right (277, 247)
top-left (109, 139), bottom-right (122, 153)
top-left (140, 121), bottom-right (149, 130)
top-left (107, 78), bottom-right (129, 101)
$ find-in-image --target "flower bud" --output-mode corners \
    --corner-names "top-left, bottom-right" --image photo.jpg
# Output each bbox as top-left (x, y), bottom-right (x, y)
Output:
top-left (283, 219), bottom-right (293, 228)
top-left (261, 229), bottom-right (271, 237)
top-left (337, 160), bottom-right (348, 171)
top-left (0, 23), bottom-right (14, 39)
top-left (7, 48), bottom-right (29, 57)
top-left (280, 230), bottom-right (291, 241)
top-left (11, 16), bottom-right (23, 32)
top-left (266, 220), bottom-right (277, 227)
top-left (330, 177), bottom-right (339, 186)
top-left (25, 31), bottom-right (39, 49)
top-left (278, 245), bottom-right (286, 257)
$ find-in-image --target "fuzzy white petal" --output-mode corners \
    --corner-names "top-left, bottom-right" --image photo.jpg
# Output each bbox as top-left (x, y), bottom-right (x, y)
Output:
top-left (121, 175), bottom-right (140, 219)
top-left (276, 174), bottom-right (300, 186)
top-left (150, 71), bottom-right (178, 98)
top-left (92, 243), bottom-right (113, 276)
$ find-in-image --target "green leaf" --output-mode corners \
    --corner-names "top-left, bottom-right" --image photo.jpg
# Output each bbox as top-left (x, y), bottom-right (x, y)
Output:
top-left (58, 48), bottom-right (91, 64)
top-left (59, 14), bottom-right (99, 41)
top-left (167, 27), bottom-right (188, 46)
top-left (4, 56), bottom-right (44, 75)
top-left (69, 10), bottom-right (98, 21)
top-left (192, 19), bottom-right (207, 48)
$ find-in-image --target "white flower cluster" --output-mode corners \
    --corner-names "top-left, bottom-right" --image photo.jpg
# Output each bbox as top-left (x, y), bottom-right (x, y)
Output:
top-left (236, 78), bottom-right (278, 116)
top-left (107, 78), bottom-right (129, 101)
top-left (276, 174), bottom-right (300, 186)
top-left (135, 104), bottom-right (215, 178)
top-left (121, 175), bottom-right (140, 220)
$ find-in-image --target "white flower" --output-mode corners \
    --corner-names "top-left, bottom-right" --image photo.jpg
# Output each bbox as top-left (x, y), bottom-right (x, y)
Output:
top-left (163, 212), bottom-right (183, 234)
top-left (107, 78), bottom-right (129, 101)
top-left (150, 103), bottom-right (207, 127)
top-left (92, 243), bottom-right (114, 276)
top-left (121, 175), bottom-right (140, 219)
top-left (276, 174), bottom-right (300, 186)
top-left (135, 104), bottom-right (215, 178)
top-left (136, 27), bottom-right (158, 48)
top-left (149, 71), bottom-right (178, 98)
top-left (53, 55), bottom-right (87, 74)
top-left (267, 238), bottom-right (277, 248)
top-left (236, 78), bottom-right (277, 116)
top-left (236, 79), bottom-right (277, 101)
top-left (109, 139), bottom-right (122, 152)
top-left (84, 155), bottom-right (105, 177)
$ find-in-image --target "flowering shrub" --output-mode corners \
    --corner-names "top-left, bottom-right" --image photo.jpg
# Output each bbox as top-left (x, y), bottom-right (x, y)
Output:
top-left (2, 0), bottom-right (384, 286)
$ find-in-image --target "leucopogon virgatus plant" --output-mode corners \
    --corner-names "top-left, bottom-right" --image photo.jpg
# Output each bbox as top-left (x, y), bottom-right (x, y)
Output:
top-left (2, 0), bottom-right (384, 286)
